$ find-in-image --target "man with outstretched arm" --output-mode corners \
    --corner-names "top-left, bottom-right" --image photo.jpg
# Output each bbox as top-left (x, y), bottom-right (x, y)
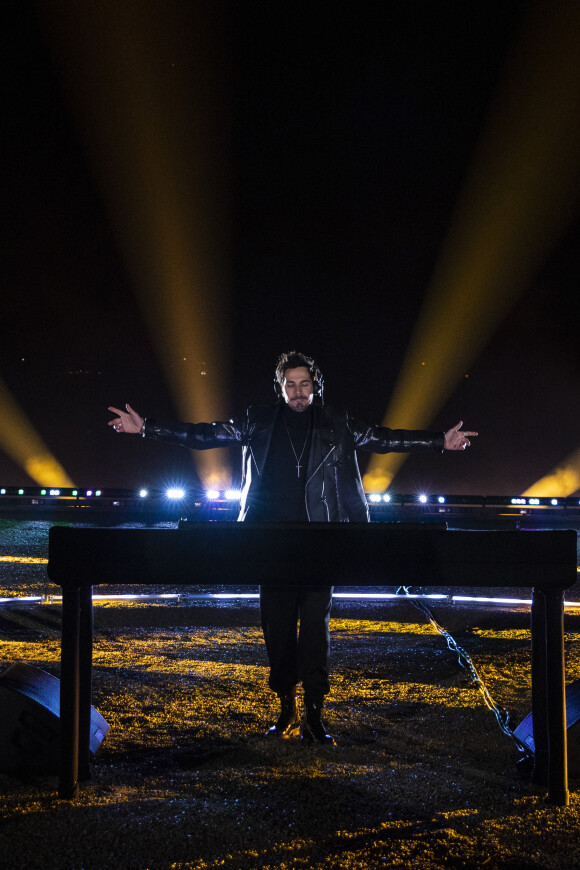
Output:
top-left (108, 351), bottom-right (477, 745)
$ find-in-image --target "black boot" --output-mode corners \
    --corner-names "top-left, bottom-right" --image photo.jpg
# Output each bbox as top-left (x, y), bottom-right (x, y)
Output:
top-left (301, 698), bottom-right (336, 746)
top-left (265, 694), bottom-right (301, 739)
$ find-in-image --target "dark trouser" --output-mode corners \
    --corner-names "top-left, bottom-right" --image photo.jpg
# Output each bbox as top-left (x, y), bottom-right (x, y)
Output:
top-left (260, 585), bottom-right (333, 701)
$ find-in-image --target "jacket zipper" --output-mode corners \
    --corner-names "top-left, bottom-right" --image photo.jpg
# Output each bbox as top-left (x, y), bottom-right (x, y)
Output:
top-left (334, 466), bottom-right (346, 521)
top-left (305, 445), bottom-right (335, 521)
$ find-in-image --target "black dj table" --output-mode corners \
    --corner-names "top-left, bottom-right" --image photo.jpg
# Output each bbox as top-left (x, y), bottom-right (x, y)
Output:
top-left (47, 524), bottom-right (578, 804)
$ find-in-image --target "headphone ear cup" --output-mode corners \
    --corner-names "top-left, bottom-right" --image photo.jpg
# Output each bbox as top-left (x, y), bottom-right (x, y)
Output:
top-left (311, 366), bottom-right (323, 398)
top-left (273, 378), bottom-right (282, 398)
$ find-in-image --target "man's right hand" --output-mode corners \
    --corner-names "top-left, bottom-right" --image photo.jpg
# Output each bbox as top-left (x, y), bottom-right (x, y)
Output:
top-left (108, 404), bottom-right (144, 435)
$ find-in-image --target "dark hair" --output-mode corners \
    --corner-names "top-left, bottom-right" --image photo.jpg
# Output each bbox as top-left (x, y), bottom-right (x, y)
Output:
top-left (274, 351), bottom-right (323, 395)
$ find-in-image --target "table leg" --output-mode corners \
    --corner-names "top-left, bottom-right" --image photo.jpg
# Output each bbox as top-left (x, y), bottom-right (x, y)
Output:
top-left (545, 590), bottom-right (569, 806)
top-left (78, 585), bottom-right (93, 781)
top-left (59, 586), bottom-right (80, 799)
top-left (531, 589), bottom-right (549, 786)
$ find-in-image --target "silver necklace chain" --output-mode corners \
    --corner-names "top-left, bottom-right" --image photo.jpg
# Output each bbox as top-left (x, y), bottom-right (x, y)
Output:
top-left (284, 415), bottom-right (311, 478)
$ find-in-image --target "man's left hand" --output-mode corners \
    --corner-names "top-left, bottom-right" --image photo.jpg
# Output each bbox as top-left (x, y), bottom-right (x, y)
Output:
top-left (444, 421), bottom-right (478, 451)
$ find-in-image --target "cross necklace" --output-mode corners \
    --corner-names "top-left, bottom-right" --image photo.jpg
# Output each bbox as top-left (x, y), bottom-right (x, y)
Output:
top-left (284, 415), bottom-right (311, 478)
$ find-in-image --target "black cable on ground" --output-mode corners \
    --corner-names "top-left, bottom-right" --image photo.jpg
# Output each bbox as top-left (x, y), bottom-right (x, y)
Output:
top-left (396, 585), bottom-right (533, 761)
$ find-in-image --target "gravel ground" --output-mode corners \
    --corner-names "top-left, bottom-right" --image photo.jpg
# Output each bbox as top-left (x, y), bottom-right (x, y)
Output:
top-left (1, 599), bottom-right (580, 870)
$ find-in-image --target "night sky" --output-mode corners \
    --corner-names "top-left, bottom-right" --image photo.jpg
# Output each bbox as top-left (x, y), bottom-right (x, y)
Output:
top-left (3, 1), bottom-right (580, 495)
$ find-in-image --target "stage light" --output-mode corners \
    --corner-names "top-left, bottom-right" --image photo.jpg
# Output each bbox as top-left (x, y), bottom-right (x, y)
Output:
top-left (383, 494), bottom-right (391, 503)
top-left (224, 489), bottom-right (241, 501)
top-left (18, 490), bottom-right (24, 495)
top-left (363, 3), bottom-right (580, 493)
top-left (551, 498), bottom-right (559, 506)
top-left (0, 489), bottom-right (5, 495)
top-left (368, 493), bottom-right (382, 503)
top-left (139, 489), bottom-right (148, 498)
top-left (166, 488), bottom-right (185, 500)
top-left (86, 490), bottom-right (93, 497)
top-left (72, 490), bottom-right (78, 496)
top-left (205, 489), bottom-right (220, 500)
top-left (418, 494), bottom-right (428, 504)
top-left (437, 496), bottom-right (446, 504)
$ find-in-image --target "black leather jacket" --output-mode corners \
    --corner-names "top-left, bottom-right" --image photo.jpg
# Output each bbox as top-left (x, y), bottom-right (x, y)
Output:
top-left (145, 403), bottom-right (444, 522)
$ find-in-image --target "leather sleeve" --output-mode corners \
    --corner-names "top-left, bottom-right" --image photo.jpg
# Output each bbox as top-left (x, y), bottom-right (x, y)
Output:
top-left (143, 418), bottom-right (244, 450)
top-left (348, 416), bottom-right (445, 453)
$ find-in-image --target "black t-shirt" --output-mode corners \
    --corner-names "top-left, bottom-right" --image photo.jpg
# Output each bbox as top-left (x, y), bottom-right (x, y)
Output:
top-left (248, 405), bottom-right (312, 522)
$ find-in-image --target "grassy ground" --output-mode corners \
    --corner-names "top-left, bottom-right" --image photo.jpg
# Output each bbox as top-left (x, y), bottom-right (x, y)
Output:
top-left (1, 599), bottom-right (580, 870)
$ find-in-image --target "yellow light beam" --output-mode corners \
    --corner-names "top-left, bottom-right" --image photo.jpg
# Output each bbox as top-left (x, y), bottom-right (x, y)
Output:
top-left (0, 376), bottom-right (75, 486)
top-left (523, 447), bottom-right (580, 498)
top-left (42, 1), bottom-right (231, 488)
top-left (364, 0), bottom-right (580, 493)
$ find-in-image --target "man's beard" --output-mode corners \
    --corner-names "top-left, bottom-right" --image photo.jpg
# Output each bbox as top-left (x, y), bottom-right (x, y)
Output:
top-left (290, 399), bottom-right (309, 412)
